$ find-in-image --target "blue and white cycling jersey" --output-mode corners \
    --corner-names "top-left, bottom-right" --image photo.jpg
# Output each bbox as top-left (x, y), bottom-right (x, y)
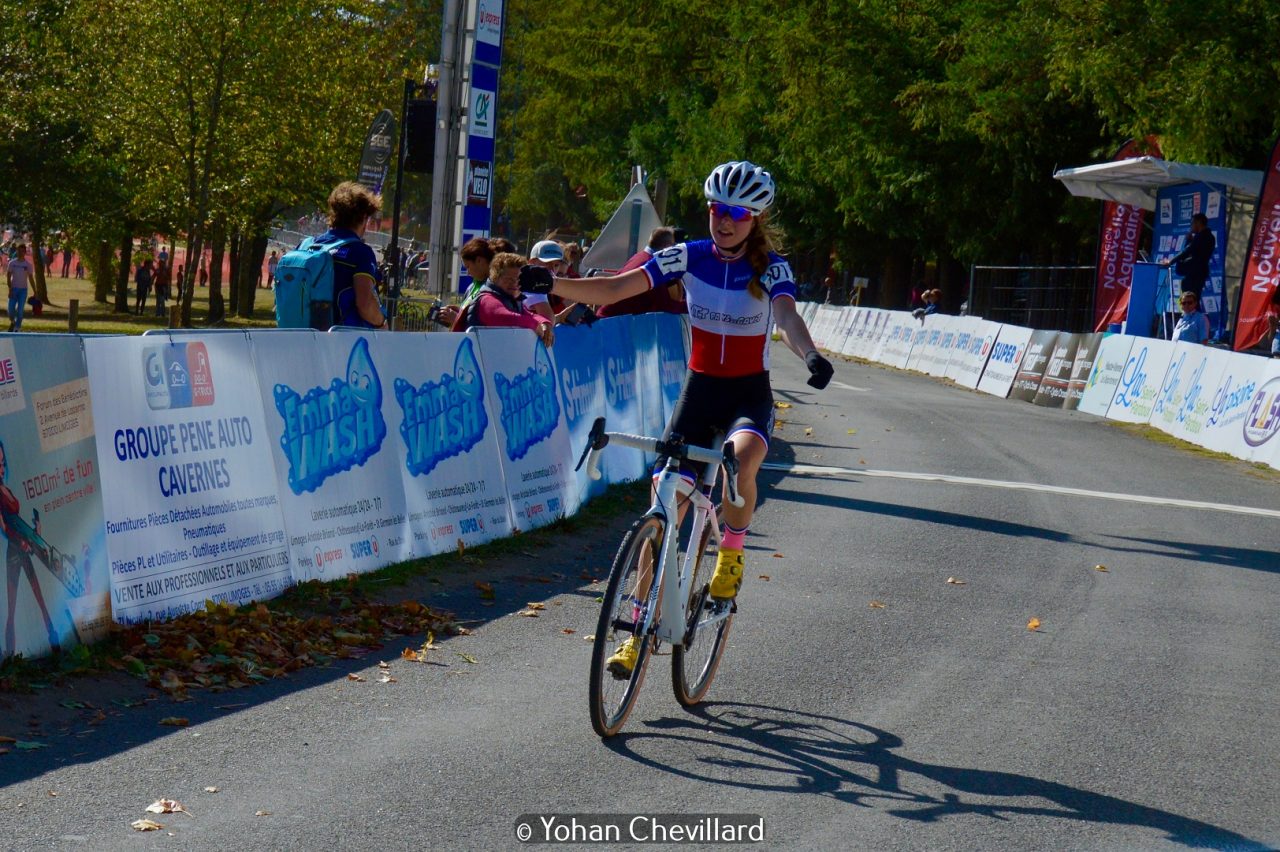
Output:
top-left (641, 240), bottom-right (796, 377)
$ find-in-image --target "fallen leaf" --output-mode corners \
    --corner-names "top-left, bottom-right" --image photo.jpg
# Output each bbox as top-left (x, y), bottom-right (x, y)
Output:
top-left (400, 647), bottom-right (419, 662)
top-left (377, 661), bottom-right (390, 669)
top-left (456, 652), bottom-right (477, 664)
top-left (758, 575), bottom-right (771, 581)
top-left (346, 673), bottom-right (366, 683)
top-left (525, 602), bottom-right (546, 611)
top-left (158, 718), bottom-right (189, 728)
top-left (885, 427), bottom-right (893, 432)
top-left (204, 787), bottom-right (219, 793)
top-left (772, 552), bottom-right (784, 558)
top-left (561, 628), bottom-right (575, 635)
top-left (847, 429), bottom-right (858, 435)
top-left (1094, 564), bottom-right (1108, 572)
top-left (517, 609), bottom-right (540, 618)
top-left (774, 402), bottom-right (793, 410)
top-left (255, 810), bottom-right (272, 817)
top-left (859, 458), bottom-right (867, 465)
top-left (378, 675), bottom-right (397, 684)
top-left (584, 634), bottom-right (594, 642)
top-left (131, 819), bottom-right (163, 832)
top-left (869, 601), bottom-right (887, 609)
top-left (474, 582), bottom-right (495, 600)
top-left (946, 577), bottom-right (966, 585)
top-left (1027, 617), bottom-right (1041, 631)
top-left (145, 799), bottom-right (188, 815)
top-left (804, 427), bottom-right (814, 437)
top-left (47, 790), bottom-right (57, 797)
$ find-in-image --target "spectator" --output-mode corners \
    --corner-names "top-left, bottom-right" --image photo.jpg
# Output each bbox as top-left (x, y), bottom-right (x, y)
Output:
top-left (561, 242), bottom-right (584, 278)
top-left (439, 237), bottom-right (517, 328)
top-left (153, 261), bottom-right (171, 317)
top-left (1165, 213), bottom-right (1215, 300)
top-left (5, 245), bottom-right (34, 332)
top-left (60, 246), bottom-right (72, 278)
top-left (265, 250), bottom-right (279, 289)
top-left (1173, 291), bottom-right (1209, 345)
top-left (597, 226), bottom-right (687, 318)
top-left (450, 252), bottom-right (554, 347)
top-left (313, 181), bottom-right (388, 330)
top-left (198, 259), bottom-right (208, 288)
top-left (525, 240), bottom-right (567, 323)
top-left (134, 258), bottom-right (153, 315)
top-left (74, 258), bottom-right (84, 279)
top-left (909, 281), bottom-right (927, 310)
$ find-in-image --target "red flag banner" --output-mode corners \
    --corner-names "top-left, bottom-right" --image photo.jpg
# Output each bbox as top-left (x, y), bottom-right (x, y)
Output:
top-left (1232, 135), bottom-right (1280, 352)
top-left (1093, 138), bottom-right (1160, 332)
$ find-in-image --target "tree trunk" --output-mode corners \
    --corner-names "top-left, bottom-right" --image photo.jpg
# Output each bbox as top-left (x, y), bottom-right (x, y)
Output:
top-left (936, 255), bottom-right (968, 314)
top-left (179, 222), bottom-right (201, 328)
top-left (29, 217), bottom-right (50, 305)
top-left (114, 232), bottom-right (133, 313)
top-left (209, 223), bottom-right (226, 321)
top-left (228, 230), bottom-right (241, 309)
top-left (93, 240), bottom-right (113, 303)
top-left (206, 220), bottom-right (226, 324)
top-left (879, 244), bottom-right (914, 309)
top-left (237, 233), bottom-right (267, 318)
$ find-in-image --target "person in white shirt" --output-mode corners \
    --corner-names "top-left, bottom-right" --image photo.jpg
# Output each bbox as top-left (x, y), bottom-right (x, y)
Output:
top-left (5, 245), bottom-right (35, 332)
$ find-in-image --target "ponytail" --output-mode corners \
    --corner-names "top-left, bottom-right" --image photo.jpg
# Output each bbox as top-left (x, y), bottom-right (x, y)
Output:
top-left (744, 211), bottom-right (785, 300)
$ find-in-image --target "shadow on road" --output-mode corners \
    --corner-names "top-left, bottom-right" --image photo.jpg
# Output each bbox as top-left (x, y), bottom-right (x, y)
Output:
top-left (604, 702), bottom-right (1264, 850)
top-left (1100, 534), bottom-right (1279, 575)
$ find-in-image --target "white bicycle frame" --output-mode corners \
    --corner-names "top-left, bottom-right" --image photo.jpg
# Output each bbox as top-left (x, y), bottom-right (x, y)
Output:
top-left (585, 431), bottom-right (742, 646)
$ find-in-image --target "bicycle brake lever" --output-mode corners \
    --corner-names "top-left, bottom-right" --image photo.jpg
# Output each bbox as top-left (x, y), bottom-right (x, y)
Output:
top-left (575, 417), bottom-right (608, 472)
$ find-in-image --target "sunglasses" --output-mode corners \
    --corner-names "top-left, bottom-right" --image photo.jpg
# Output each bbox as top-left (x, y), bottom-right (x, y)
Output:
top-left (708, 202), bottom-right (754, 222)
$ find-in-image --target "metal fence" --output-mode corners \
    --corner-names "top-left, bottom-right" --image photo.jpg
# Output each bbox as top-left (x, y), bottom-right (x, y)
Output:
top-left (386, 295), bottom-right (451, 332)
top-left (967, 265), bottom-right (1095, 332)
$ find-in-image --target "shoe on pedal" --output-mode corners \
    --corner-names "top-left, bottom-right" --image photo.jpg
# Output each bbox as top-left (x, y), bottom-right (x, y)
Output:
top-left (606, 635), bottom-right (641, 679)
top-left (710, 547), bottom-right (745, 600)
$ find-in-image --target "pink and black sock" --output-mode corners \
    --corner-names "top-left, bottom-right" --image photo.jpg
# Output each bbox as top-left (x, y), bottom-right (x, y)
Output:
top-left (722, 522), bottom-right (748, 550)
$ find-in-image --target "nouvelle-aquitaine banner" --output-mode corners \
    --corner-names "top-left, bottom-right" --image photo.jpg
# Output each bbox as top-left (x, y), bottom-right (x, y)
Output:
top-left (1094, 138), bottom-right (1160, 332)
top-left (1232, 134), bottom-right (1280, 352)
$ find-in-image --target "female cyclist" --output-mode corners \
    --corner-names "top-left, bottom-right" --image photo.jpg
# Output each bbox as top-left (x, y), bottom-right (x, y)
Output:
top-left (519, 160), bottom-right (834, 675)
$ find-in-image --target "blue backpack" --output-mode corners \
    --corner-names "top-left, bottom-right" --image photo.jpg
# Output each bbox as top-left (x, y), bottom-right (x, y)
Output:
top-left (273, 236), bottom-right (358, 329)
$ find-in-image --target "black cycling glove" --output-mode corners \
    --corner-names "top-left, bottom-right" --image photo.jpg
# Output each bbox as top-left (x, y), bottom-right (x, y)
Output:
top-left (518, 264), bottom-right (555, 294)
top-left (805, 350), bottom-right (834, 390)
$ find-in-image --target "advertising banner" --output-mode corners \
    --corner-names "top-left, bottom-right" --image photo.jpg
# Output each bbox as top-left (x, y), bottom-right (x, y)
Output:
top-left (904, 321), bottom-right (932, 372)
top-left (839, 308), bottom-right (867, 358)
top-left (1152, 182), bottom-right (1228, 339)
top-left (1164, 346), bottom-right (1233, 446)
top-left (380, 332), bottom-right (512, 558)
top-left (1063, 333), bottom-right (1104, 411)
top-left (853, 310), bottom-right (886, 360)
top-left (1232, 134), bottom-right (1280, 352)
top-left (1103, 337), bottom-right (1177, 424)
top-left (654, 313), bottom-right (688, 423)
top-left (814, 306), bottom-right (843, 351)
top-left (1150, 341), bottom-right (1226, 438)
top-left (921, 317), bottom-right (960, 377)
top-left (356, 109), bottom-right (396, 194)
top-left (0, 337), bottom-right (110, 660)
top-left (1032, 334), bottom-right (1083, 408)
top-left (458, 0), bottom-right (506, 289)
top-left (630, 314), bottom-right (668, 454)
top-left (876, 315), bottom-right (917, 369)
top-left (598, 317), bottom-right (648, 484)
top-left (1197, 357), bottom-right (1280, 461)
top-left (248, 330), bottom-right (410, 583)
top-left (86, 335), bottom-right (291, 623)
top-left (1094, 139), bottom-right (1158, 332)
top-left (948, 319), bottom-right (1001, 389)
top-left (975, 324), bottom-right (1034, 398)
top-left (1009, 330), bottom-right (1061, 402)
top-left (474, 329), bottom-right (574, 531)
top-left (1076, 334), bottom-right (1136, 416)
top-left (554, 323), bottom-right (609, 508)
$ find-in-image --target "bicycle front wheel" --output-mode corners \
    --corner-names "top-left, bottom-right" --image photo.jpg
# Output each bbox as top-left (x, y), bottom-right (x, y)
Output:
top-left (671, 518), bottom-right (733, 707)
top-left (589, 516), bottom-right (664, 738)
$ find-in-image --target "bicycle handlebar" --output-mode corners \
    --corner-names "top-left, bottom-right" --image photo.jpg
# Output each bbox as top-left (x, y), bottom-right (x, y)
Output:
top-left (575, 417), bottom-right (744, 504)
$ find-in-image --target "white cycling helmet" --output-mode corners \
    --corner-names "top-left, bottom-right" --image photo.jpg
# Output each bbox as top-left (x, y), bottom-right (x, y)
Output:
top-left (703, 160), bottom-right (775, 214)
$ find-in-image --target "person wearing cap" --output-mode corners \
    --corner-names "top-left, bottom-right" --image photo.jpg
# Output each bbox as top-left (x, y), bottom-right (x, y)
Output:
top-left (514, 161), bottom-right (832, 679)
top-left (527, 239), bottom-right (573, 324)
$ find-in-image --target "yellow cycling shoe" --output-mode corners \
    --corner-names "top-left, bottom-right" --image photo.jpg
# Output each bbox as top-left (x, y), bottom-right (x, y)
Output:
top-left (709, 547), bottom-right (745, 600)
top-left (606, 635), bottom-right (642, 679)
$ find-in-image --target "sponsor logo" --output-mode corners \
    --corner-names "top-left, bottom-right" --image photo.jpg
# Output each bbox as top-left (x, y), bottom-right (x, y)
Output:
top-left (1207, 374), bottom-right (1257, 428)
top-left (274, 338), bottom-right (387, 494)
top-left (314, 546), bottom-right (343, 572)
top-left (350, 537), bottom-right (378, 559)
top-left (143, 342), bottom-right (214, 410)
top-left (395, 337), bottom-right (488, 478)
top-left (495, 341), bottom-right (560, 461)
top-left (459, 515), bottom-right (484, 535)
top-left (430, 522), bottom-right (456, 540)
top-left (606, 353), bottom-right (637, 409)
top-left (1243, 377), bottom-right (1280, 447)
top-left (560, 360), bottom-right (602, 423)
top-left (990, 341), bottom-right (1019, 364)
top-left (524, 501), bottom-right (545, 520)
top-left (1176, 358), bottom-right (1208, 424)
top-left (1112, 346), bottom-right (1150, 409)
top-left (1154, 352), bottom-right (1186, 416)
top-left (547, 497), bottom-right (561, 515)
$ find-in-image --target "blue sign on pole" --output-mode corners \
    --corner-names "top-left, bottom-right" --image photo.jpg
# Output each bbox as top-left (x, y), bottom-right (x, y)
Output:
top-left (1152, 182), bottom-right (1228, 340)
top-left (458, 0), bottom-right (505, 293)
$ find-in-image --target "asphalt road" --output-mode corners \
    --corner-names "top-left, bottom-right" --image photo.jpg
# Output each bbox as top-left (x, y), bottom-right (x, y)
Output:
top-left (2, 348), bottom-right (1278, 851)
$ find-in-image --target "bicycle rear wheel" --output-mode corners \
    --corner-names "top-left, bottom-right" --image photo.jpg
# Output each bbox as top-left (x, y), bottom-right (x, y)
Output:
top-left (671, 517), bottom-right (733, 707)
top-left (589, 516), bottom-right (664, 737)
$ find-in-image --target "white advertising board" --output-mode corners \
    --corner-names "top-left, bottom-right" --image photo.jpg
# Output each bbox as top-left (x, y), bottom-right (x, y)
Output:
top-left (1103, 337), bottom-right (1177, 424)
top-left (975, 324), bottom-right (1034, 398)
top-left (1075, 334), bottom-right (1136, 416)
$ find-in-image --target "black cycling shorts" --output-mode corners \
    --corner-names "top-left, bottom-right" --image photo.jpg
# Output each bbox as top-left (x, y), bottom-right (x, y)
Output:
top-left (653, 370), bottom-right (773, 485)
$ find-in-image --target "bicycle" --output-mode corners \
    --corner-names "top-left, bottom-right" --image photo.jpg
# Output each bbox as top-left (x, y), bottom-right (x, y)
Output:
top-left (576, 416), bottom-right (745, 738)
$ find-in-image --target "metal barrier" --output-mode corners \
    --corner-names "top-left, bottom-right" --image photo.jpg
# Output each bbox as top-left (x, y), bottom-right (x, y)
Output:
top-left (386, 295), bottom-right (452, 332)
top-left (967, 265), bottom-right (1095, 332)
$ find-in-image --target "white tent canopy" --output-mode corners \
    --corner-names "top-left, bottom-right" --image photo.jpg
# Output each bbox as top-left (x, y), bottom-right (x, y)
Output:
top-left (1053, 156), bottom-right (1262, 211)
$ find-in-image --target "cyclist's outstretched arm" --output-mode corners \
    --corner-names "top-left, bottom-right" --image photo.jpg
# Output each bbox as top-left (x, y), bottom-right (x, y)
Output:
top-left (774, 296), bottom-right (818, 359)
top-left (521, 267), bottom-right (650, 307)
